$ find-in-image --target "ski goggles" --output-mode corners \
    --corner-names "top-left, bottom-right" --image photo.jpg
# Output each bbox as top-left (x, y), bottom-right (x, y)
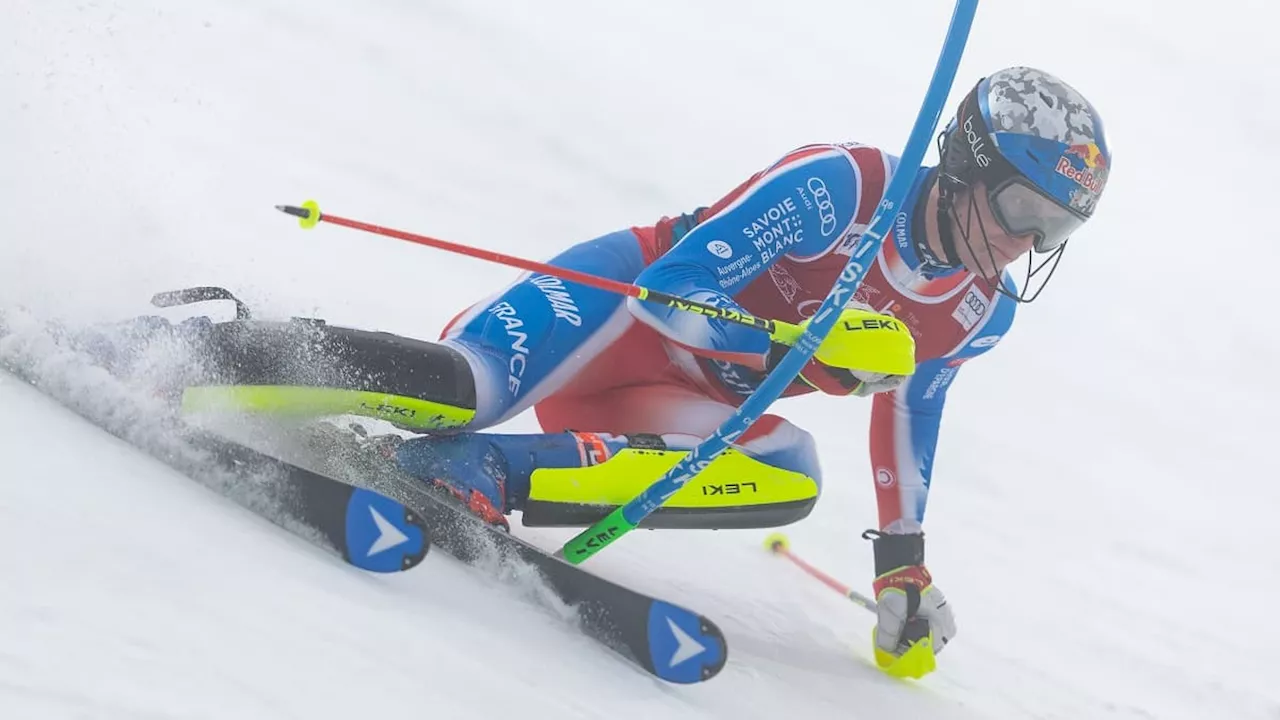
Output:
top-left (986, 178), bottom-right (1083, 254)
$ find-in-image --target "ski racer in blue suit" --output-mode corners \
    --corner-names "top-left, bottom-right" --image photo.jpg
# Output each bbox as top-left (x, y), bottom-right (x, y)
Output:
top-left (390, 66), bottom-right (1113, 673)
top-left (75, 67), bottom-right (1113, 676)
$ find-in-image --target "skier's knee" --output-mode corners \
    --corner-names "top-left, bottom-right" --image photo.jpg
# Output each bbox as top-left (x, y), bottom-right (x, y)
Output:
top-left (733, 416), bottom-right (823, 492)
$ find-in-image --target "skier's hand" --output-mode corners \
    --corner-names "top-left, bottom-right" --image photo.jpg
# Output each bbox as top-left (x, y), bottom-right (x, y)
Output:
top-left (768, 308), bottom-right (915, 396)
top-left (864, 530), bottom-right (955, 679)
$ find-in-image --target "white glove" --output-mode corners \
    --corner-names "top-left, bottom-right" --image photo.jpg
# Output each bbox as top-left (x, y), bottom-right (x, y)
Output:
top-left (865, 530), bottom-right (956, 678)
top-left (847, 369), bottom-right (908, 397)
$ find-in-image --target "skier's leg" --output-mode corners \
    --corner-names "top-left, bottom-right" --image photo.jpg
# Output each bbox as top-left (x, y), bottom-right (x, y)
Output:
top-left (525, 381), bottom-right (825, 528)
top-left (395, 381), bottom-right (825, 529)
top-left (536, 380), bottom-right (824, 485)
top-left (24, 290), bottom-right (482, 428)
top-left (59, 224), bottom-right (647, 431)
top-left (433, 227), bottom-right (649, 429)
top-left (392, 228), bottom-right (655, 523)
top-left (187, 217), bottom-right (646, 430)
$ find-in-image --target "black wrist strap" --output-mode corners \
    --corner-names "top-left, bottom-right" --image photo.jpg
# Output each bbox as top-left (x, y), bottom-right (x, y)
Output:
top-left (863, 530), bottom-right (926, 575)
top-left (766, 342), bottom-right (791, 373)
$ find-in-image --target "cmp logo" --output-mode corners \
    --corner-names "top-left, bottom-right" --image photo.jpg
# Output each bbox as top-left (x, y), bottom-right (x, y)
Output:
top-left (706, 239), bottom-right (734, 259)
top-left (808, 177), bottom-right (837, 237)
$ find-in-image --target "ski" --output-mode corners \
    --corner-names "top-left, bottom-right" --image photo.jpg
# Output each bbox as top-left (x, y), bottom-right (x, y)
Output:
top-left (0, 312), bottom-right (727, 684)
top-left (0, 353), bottom-right (430, 574)
top-left (276, 427), bottom-right (730, 684)
top-left (391, 471), bottom-right (728, 684)
top-left (178, 431), bottom-right (431, 573)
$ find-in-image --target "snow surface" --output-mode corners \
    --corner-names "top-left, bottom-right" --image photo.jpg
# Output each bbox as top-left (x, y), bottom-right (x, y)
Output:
top-left (3, 0), bottom-right (1279, 717)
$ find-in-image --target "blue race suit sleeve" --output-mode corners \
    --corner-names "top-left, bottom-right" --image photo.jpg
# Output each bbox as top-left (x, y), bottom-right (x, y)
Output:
top-left (870, 288), bottom-right (1018, 533)
top-left (628, 146), bottom-right (865, 368)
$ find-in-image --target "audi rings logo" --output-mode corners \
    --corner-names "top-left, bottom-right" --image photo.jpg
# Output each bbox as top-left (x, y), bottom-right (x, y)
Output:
top-left (808, 177), bottom-right (837, 237)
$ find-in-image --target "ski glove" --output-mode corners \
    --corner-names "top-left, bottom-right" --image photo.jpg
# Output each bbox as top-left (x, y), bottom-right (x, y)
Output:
top-left (864, 530), bottom-right (956, 679)
top-left (767, 308), bottom-right (916, 397)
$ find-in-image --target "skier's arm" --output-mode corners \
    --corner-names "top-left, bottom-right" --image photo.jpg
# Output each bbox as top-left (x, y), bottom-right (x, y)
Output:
top-left (869, 295), bottom-right (1017, 532)
top-left (627, 145), bottom-right (869, 369)
top-left (868, 355), bottom-right (957, 534)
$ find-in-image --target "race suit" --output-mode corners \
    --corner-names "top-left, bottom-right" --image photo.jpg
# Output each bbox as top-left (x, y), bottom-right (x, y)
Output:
top-left (439, 143), bottom-right (1016, 530)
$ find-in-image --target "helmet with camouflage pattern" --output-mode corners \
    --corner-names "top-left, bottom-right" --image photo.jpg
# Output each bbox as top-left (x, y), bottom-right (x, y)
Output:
top-left (937, 66), bottom-right (1111, 300)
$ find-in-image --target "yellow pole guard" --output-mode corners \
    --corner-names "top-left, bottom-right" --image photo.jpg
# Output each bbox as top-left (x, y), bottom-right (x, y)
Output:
top-left (772, 308), bottom-right (916, 376)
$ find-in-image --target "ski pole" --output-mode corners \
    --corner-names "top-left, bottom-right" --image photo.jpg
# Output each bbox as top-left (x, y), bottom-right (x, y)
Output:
top-left (557, 0), bottom-right (979, 564)
top-left (764, 532), bottom-right (878, 612)
top-left (764, 532), bottom-right (938, 680)
top-left (274, 202), bottom-right (776, 335)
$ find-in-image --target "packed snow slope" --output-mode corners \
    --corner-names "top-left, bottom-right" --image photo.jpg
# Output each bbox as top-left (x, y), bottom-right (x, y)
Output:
top-left (3, 0), bottom-right (1278, 718)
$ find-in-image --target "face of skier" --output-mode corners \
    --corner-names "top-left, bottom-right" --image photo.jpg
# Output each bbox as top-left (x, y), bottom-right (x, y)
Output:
top-left (947, 180), bottom-right (1039, 280)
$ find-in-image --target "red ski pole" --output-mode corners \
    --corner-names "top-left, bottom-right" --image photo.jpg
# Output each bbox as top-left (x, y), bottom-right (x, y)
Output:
top-left (763, 532), bottom-right (938, 679)
top-left (764, 532), bottom-right (879, 612)
top-left (275, 200), bottom-right (777, 334)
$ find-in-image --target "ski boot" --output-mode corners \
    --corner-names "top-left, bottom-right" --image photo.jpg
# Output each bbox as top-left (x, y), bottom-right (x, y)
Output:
top-left (301, 421), bottom-right (407, 478)
top-left (393, 433), bottom-right (511, 531)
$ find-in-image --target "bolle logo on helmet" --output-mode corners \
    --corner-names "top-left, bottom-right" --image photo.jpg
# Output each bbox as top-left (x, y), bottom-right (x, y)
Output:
top-left (963, 115), bottom-right (991, 168)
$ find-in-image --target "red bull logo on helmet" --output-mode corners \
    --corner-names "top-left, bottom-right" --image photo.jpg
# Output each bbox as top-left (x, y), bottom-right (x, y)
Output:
top-left (1056, 143), bottom-right (1107, 193)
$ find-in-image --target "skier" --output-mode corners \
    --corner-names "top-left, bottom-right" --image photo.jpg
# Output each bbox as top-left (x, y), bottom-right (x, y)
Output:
top-left (372, 66), bottom-right (1111, 671)
top-left (70, 66), bottom-right (1113, 674)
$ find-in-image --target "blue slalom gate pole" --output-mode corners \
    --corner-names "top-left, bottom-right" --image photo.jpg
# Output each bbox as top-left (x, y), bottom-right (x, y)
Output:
top-left (560, 0), bottom-right (981, 564)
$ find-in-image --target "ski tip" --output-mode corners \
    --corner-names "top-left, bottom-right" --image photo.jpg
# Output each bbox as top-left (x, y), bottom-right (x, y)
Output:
top-left (763, 532), bottom-right (790, 554)
top-left (647, 602), bottom-right (728, 684)
top-left (345, 487), bottom-right (430, 573)
top-left (275, 200), bottom-right (322, 229)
